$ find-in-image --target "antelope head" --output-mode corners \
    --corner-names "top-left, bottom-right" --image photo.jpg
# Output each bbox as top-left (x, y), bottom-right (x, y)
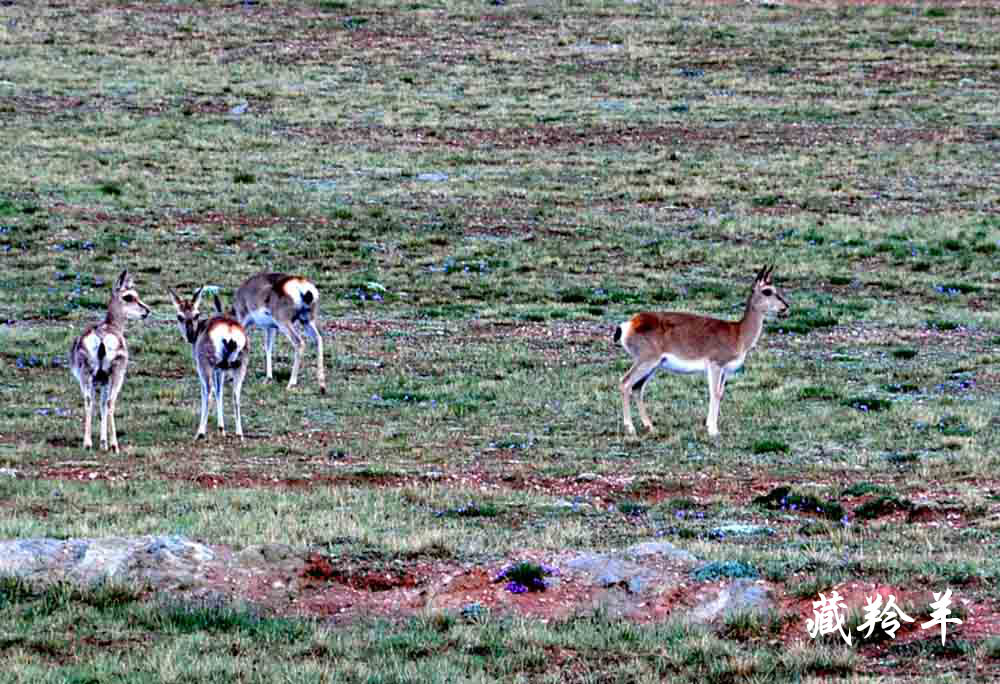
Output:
top-left (749, 265), bottom-right (790, 317)
top-left (169, 287), bottom-right (205, 345)
top-left (112, 270), bottom-right (152, 321)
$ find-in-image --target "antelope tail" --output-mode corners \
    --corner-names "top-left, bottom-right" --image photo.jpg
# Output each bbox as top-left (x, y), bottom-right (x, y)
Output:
top-left (94, 342), bottom-right (110, 383)
top-left (220, 338), bottom-right (241, 369)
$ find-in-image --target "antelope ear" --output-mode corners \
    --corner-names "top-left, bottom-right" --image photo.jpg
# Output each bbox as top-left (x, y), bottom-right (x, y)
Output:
top-left (168, 288), bottom-right (183, 313)
top-left (115, 269), bottom-right (131, 291)
top-left (755, 265), bottom-right (767, 283)
top-left (764, 265), bottom-right (775, 284)
top-left (191, 287), bottom-right (204, 311)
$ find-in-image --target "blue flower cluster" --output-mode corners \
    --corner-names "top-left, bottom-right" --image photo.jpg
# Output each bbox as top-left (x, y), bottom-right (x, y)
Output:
top-left (494, 561), bottom-right (559, 594)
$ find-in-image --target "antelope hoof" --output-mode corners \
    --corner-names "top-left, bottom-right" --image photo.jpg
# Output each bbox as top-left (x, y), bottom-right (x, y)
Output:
top-left (196, 432), bottom-right (206, 440)
top-left (83, 440), bottom-right (93, 449)
top-left (319, 385), bottom-right (327, 395)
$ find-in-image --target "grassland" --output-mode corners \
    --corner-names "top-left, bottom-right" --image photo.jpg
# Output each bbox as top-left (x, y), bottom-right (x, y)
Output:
top-left (0, 0), bottom-right (998, 681)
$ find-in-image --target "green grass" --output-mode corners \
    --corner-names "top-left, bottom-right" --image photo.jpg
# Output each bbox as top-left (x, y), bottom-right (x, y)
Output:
top-left (0, 0), bottom-right (998, 680)
top-left (0, 580), bottom-right (873, 683)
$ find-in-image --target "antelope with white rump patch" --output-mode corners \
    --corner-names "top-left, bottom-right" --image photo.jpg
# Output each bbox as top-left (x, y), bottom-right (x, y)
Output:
top-left (69, 269), bottom-right (151, 452)
top-left (232, 272), bottom-right (325, 393)
top-left (615, 266), bottom-right (790, 438)
top-left (170, 287), bottom-right (249, 440)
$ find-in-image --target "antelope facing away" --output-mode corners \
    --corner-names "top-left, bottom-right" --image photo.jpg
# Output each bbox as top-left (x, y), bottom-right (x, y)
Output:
top-left (615, 266), bottom-right (790, 438)
top-left (69, 269), bottom-right (151, 452)
top-left (170, 287), bottom-right (249, 440)
top-left (232, 272), bottom-right (325, 393)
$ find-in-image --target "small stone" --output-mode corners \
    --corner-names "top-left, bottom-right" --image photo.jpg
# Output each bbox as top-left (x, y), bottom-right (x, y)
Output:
top-left (709, 523), bottom-right (775, 539)
top-left (461, 602), bottom-right (487, 620)
top-left (416, 172), bottom-right (448, 183)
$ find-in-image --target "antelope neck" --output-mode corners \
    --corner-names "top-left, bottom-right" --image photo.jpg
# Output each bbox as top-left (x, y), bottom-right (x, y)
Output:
top-left (737, 296), bottom-right (766, 353)
top-left (103, 296), bottom-right (127, 331)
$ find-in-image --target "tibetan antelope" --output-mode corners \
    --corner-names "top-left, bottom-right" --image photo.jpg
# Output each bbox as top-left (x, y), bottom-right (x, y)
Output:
top-left (69, 269), bottom-right (151, 452)
top-left (615, 266), bottom-right (790, 438)
top-left (232, 272), bottom-right (325, 393)
top-left (169, 287), bottom-right (249, 440)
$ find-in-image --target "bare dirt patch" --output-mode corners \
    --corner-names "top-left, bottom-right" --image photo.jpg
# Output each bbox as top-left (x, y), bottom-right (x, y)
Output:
top-left (291, 122), bottom-right (993, 153)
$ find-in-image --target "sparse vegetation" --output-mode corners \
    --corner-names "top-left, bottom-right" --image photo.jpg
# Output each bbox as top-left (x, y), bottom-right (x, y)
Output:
top-left (0, 0), bottom-right (997, 681)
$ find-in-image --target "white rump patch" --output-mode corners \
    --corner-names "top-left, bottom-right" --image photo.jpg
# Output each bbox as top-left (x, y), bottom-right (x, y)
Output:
top-left (101, 335), bottom-right (121, 354)
top-left (81, 332), bottom-right (102, 360)
top-left (281, 278), bottom-right (318, 308)
top-left (208, 323), bottom-right (247, 358)
top-left (82, 332), bottom-right (120, 369)
top-left (659, 353), bottom-right (707, 375)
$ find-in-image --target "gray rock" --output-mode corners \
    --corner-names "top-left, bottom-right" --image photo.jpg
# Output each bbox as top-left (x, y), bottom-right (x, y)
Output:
top-left (416, 172), bottom-right (448, 183)
top-left (709, 523), bottom-right (775, 539)
top-left (236, 543), bottom-right (298, 566)
top-left (690, 579), bottom-right (774, 623)
top-left (565, 538), bottom-right (699, 597)
top-left (625, 541), bottom-right (698, 563)
top-left (564, 553), bottom-right (652, 594)
top-left (0, 536), bottom-right (215, 585)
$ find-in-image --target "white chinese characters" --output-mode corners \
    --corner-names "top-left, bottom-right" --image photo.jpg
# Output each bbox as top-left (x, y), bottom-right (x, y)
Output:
top-left (858, 593), bottom-right (915, 639)
top-left (920, 588), bottom-right (963, 645)
top-left (806, 590), bottom-right (853, 646)
top-left (807, 588), bottom-right (963, 645)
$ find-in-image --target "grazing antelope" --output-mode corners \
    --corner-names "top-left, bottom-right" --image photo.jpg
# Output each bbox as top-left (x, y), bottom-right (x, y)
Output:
top-left (615, 265), bottom-right (790, 438)
top-left (232, 272), bottom-right (325, 393)
top-left (169, 287), bottom-right (249, 440)
top-left (69, 269), bottom-right (151, 452)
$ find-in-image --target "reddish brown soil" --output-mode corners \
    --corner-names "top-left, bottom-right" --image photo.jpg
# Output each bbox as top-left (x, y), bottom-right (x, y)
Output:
top-left (783, 580), bottom-right (1000, 658)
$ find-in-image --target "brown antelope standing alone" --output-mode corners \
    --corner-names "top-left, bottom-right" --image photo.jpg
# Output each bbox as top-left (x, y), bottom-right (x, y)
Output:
top-left (69, 270), bottom-right (151, 452)
top-left (170, 287), bottom-right (249, 440)
top-left (615, 266), bottom-right (790, 437)
top-left (232, 272), bottom-right (325, 393)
